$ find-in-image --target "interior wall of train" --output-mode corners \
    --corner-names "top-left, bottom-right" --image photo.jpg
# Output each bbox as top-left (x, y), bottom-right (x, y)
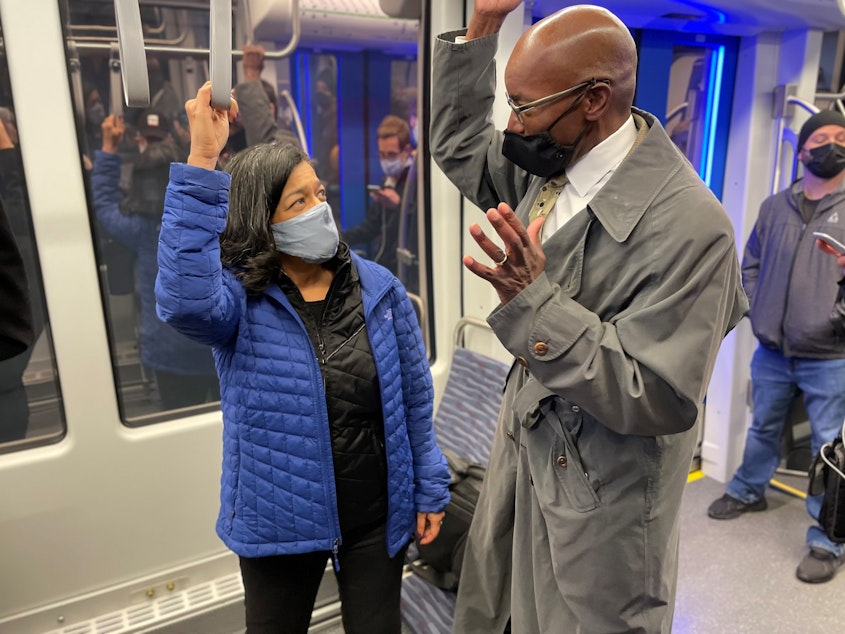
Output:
top-left (2, 0), bottom-right (845, 632)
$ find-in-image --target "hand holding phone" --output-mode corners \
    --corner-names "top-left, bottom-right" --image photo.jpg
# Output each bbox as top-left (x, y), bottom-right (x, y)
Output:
top-left (813, 231), bottom-right (845, 256)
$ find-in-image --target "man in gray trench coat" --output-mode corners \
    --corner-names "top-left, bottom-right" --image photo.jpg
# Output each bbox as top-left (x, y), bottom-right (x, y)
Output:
top-left (430, 3), bottom-right (748, 633)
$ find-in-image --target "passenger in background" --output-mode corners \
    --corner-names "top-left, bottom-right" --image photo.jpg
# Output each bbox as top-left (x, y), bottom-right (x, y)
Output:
top-left (92, 114), bottom-right (219, 410)
top-left (708, 110), bottom-right (845, 584)
top-left (156, 82), bottom-right (449, 634)
top-left (234, 44), bottom-right (300, 148)
top-left (0, 113), bottom-right (42, 442)
top-left (312, 68), bottom-right (339, 179)
top-left (343, 115), bottom-right (416, 279)
top-left (430, 2), bottom-right (747, 632)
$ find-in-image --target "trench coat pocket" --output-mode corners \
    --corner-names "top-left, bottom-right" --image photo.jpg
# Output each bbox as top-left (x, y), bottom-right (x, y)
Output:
top-left (546, 407), bottom-right (600, 513)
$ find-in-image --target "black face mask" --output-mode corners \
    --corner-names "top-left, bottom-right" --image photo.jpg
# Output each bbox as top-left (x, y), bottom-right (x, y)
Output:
top-left (501, 87), bottom-right (590, 178)
top-left (803, 142), bottom-right (845, 179)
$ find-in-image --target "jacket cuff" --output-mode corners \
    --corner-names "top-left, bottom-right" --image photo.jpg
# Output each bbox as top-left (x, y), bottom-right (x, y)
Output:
top-left (488, 272), bottom-right (589, 363)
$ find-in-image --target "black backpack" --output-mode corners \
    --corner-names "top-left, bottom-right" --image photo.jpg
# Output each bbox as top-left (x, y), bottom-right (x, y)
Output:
top-left (411, 448), bottom-right (485, 591)
top-left (809, 430), bottom-right (845, 543)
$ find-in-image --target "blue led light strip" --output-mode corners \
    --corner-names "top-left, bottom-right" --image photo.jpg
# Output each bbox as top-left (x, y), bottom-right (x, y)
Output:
top-left (700, 45), bottom-right (725, 186)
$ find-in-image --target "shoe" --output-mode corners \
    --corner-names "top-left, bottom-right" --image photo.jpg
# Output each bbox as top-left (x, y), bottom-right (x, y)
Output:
top-left (707, 493), bottom-right (767, 520)
top-left (796, 548), bottom-right (845, 583)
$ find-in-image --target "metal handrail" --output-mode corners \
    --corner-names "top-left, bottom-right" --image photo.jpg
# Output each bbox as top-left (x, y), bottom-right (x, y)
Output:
top-left (280, 89), bottom-right (309, 154)
top-left (666, 102), bottom-right (688, 125)
top-left (72, 1), bottom-right (301, 60)
top-left (453, 316), bottom-right (493, 349)
top-left (773, 96), bottom-right (818, 195)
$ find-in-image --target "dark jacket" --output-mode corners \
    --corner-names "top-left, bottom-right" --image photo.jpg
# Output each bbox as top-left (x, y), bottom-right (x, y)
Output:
top-left (743, 178), bottom-right (845, 357)
top-left (343, 165), bottom-right (415, 277)
top-left (234, 81), bottom-right (301, 148)
top-left (155, 163), bottom-right (450, 558)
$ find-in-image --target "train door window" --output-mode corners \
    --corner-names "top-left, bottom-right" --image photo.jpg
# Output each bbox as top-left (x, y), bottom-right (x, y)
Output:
top-left (0, 15), bottom-right (65, 452)
top-left (296, 50), bottom-right (426, 303)
top-left (62, 1), bottom-right (220, 425)
top-left (635, 31), bottom-right (738, 200)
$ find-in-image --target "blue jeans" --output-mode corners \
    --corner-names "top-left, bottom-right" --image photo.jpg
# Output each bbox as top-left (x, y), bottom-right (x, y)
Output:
top-left (726, 346), bottom-right (845, 556)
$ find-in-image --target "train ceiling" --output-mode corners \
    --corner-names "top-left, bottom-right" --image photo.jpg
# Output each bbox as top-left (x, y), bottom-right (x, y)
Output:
top-left (528, 0), bottom-right (845, 35)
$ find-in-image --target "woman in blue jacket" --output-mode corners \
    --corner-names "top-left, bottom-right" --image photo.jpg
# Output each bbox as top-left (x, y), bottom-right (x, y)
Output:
top-left (155, 82), bottom-right (450, 634)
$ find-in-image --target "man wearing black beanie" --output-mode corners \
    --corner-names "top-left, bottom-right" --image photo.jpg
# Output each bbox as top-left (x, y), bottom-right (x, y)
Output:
top-left (708, 110), bottom-right (845, 583)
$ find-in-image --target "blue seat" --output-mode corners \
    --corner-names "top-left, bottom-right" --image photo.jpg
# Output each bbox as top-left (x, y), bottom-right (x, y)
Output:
top-left (401, 322), bottom-right (510, 634)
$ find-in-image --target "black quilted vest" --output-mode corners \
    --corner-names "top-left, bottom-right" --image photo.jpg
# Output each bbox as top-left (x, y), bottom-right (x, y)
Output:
top-left (279, 245), bottom-right (388, 536)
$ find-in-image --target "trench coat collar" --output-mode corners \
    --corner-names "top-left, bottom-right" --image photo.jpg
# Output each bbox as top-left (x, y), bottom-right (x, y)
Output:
top-left (586, 108), bottom-right (685, 243)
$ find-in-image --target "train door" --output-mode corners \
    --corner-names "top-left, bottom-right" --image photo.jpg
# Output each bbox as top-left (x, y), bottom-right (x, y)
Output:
top-left (635, 30), bottom-right (739, 201)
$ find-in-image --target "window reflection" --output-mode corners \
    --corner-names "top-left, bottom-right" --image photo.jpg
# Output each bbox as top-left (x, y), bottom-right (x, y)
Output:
top-left (64, 0), bottom-right (429, 382)
top-left (0, 17), bottom-right (65, 450)
top-left (66, 1), bottom-right (220, 424)
top-left (665, 46), bottom-right (713, 171)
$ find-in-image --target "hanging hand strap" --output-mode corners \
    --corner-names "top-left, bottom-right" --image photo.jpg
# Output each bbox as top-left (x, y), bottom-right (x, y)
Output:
top-left (113, 0), bottom-right (150, 107)
top-left (210, 0), bottom-right (233, 110)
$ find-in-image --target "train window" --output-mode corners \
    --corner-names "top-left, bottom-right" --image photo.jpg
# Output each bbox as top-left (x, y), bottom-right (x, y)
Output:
top-left (61, 1), bottom-right (430, 426)
top-left (64, 0), bottom-right (221, 425)
top-left (0, 16), bottom-right (66, 452)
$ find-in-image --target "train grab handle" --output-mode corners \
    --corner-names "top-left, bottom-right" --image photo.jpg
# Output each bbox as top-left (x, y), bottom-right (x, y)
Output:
top-left (112, 0), bottom-right (150, 108)
top-left (108, 1), bottom-right (302, 112)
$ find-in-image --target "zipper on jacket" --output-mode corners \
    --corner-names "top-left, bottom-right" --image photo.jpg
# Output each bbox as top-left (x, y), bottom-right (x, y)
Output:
top-left (317, 331), bottom-right (327, 364)
top-left (331, 539), bottom-right (341, 572)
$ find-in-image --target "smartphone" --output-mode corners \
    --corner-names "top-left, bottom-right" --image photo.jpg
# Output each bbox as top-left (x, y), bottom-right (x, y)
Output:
top-left (367, 184), bottom-right (382, 192)
top-left (812, 231), bottom-right (845, 255)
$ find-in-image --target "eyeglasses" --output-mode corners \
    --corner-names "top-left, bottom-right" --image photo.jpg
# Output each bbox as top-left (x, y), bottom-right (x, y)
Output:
top-left (505, 78), bottom-right (611, 125)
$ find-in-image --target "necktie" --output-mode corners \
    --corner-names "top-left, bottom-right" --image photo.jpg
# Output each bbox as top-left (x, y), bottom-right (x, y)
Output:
top-left (528, 172), bottom-right (568, 223)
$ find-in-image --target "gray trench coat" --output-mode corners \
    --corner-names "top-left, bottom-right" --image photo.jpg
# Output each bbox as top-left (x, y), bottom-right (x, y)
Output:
top-left (430, 30), bottom-right (748, 634)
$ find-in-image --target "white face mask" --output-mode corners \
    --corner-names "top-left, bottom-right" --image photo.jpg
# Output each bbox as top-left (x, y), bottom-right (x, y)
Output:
top-left (271, 201), bottom-right (339, 263)
top-left (380, 155), bottom-right (408, 178)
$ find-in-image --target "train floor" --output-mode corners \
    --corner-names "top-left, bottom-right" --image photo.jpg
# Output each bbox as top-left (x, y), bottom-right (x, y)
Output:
top-left (675, 472), bottom-right (842, 633)
top-left (165, 472), bottom-right (841, 634)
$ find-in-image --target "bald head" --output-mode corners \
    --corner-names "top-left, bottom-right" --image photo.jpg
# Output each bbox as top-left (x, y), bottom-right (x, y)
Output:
top-left (506, 5), bottom-right (637, 118)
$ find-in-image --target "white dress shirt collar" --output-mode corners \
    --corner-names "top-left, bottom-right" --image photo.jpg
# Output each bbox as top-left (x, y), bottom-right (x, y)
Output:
top-left (566, 115), bottom-right (637, 197)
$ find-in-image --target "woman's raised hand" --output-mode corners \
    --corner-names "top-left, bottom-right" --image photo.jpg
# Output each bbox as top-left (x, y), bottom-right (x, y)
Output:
top-left (186, 82), bottom-right (239, 171)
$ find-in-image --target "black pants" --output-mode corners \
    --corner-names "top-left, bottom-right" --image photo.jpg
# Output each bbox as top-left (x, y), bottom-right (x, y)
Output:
top-left (239, 523), bottom-right (408, 634)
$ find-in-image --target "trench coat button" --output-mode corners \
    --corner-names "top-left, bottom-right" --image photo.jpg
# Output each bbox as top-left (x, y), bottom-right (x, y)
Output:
top-left (506, 430), bottom-right (515, 440)
top-left (556, 455), bottom-right (568, 469)
top-left (571, 405), bottom-right (580, 413)
top-left (533, 342), bottom-right (549, 356)
top-left (517, 356), bottom-right (528, 367)
top-left (529, 474), bottom-right (534, 486)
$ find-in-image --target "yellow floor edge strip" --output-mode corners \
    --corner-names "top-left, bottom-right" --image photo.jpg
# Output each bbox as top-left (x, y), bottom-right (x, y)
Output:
top-left (687, 470), bottom-right (704, 483)
top-left (688, 469), bottom-right (808, 499)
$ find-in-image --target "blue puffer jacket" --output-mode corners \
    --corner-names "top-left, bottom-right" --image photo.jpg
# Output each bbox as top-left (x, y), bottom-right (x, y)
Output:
top-left (155, 163), bottom-right (450, 558)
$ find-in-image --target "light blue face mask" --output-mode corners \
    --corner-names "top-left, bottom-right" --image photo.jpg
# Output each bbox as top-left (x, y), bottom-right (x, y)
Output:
top-left (380, 156), bottom-right (407, 178)
top-left (271, 201), bottom-right (339, 263)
